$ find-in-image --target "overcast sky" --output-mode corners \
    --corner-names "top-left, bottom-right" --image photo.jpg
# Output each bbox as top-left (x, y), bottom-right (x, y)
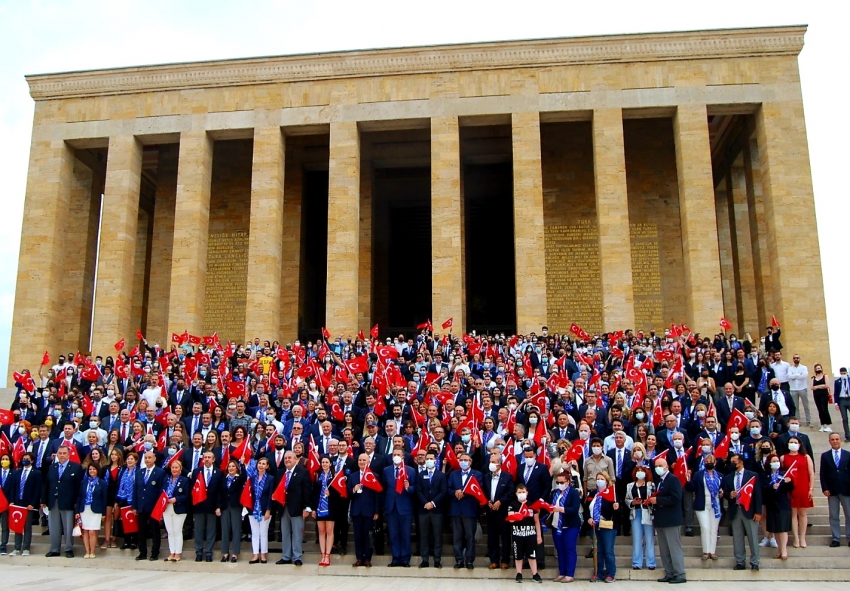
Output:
top-left (0, 1), bottom-right (846, 379)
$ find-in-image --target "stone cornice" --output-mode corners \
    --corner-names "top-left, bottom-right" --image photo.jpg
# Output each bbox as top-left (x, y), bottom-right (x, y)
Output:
top-left (26, 25), bottom-right (806, 101)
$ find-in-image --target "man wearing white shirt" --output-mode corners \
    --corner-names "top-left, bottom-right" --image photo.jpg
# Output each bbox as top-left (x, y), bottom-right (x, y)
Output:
top-left (787, 354), bottom-right (811, 427)
top-left (770, 352), bottom-right (792, 396)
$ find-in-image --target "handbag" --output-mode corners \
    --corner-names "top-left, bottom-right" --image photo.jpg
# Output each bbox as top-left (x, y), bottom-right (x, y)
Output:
top-left (598, 519), bottom-right (614, 530)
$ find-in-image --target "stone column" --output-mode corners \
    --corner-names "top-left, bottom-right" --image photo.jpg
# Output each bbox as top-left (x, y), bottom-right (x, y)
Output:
top-left (167, 131), bottom-right (213, 338)
top-left (431, 116), bottom-right (465, 332)
top-left (279, 146), bottom-right (302, 342)
top-left (90, 135), bottom-right (143, 356)
top-left (729, 159), bottom-right (760, 335)
top-left (245, 127), bottom-right (285, 338)
top-left (592, 108), bottom-right (635, 330)
top-left (358, 152), bottom-right (373, 333)
top-left (743, 139), bottom-right (771, 331)
top-left (755, 101), bottom-right (830, 370)
top-left (715, 175), bottom-right (739, 328)
top-left (325, 120), bottom-right (360, 337)
top-left (673, 105), bottom-right (724, 334)
top-left (8, 140), bottom-right (74, 382)
top-left (512, 112), bottom-right (547, 334)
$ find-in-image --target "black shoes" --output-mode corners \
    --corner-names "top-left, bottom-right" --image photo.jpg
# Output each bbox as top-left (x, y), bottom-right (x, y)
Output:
top-left (294, 559), bottom-right (303, 566)
top-left (434, 560), bottom-right (442, 568)
top-left (419, 561), bottom-right (429, 568)
top-left (65, 551), bottom-right (74, 558)
top-left (276, 558), bottom-right (292, 565)
top-left (669, 577), bottom-right (687, 584)
top-left (830, 540), bottom-right (840, 547)
top-left (684, 528), bottom-right (694, 537)
top-left (45, 551), bottom-right (60, 557)
top-left (195, 554), bottom-right (203, 562)
top-left (657, 576), bottom-right (672, 582)
top-left (733, 564), bottom-right (745, 570)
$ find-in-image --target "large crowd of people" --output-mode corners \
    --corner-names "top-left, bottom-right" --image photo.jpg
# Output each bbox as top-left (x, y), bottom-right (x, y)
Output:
top-left (2, 323), bottom-right (849, 584)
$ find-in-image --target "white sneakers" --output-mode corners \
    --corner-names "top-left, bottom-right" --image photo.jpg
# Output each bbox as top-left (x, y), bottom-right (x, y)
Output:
top-left (759, 537), bottom-right (770, 547)
top-left (21, 550), bottom-right (29, 556)
top-left (770, 538), bottom-right (778, 548)
top-left (820, 426), bottom-right (833, 432)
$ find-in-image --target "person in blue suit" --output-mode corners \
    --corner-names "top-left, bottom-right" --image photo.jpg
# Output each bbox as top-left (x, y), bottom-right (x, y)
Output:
top-left (131, 450), bottom-right (166, 561)
top-left (246, 457), bottom-right (274, 564)
top-left (0, 453), bottom-right (12, 555)
top-left (382, 448), bottom-right (416, 567)
top-left (550, 468), bottom-right (582, 581)
top-left (347, 453), bottom-right (381, 566)
top-left (161, 459), bottom-right (191, 561)
top-left (7, 452), bottom-right (42, 556)
top-left (75, 463), bottom-right (108, 558)
top-left (447, 452), bottom-right (483, 569)
top-left (191, 451), bottom-right (223, 562)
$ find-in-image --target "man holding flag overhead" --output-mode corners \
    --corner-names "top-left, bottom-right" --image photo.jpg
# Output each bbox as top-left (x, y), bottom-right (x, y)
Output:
top-left (382, 448), bottom-right (416, 567)
top-left (721, 452), bottom-right (762, 571)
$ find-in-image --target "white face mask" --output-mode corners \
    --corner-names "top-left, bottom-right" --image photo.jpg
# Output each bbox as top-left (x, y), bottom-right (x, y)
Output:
top-left (529, 417), bottom-right (538, 425)
top-left (696, 411), bottom-right (706, 418)
top-left (789, 424), bottom-right (799, 433)
top-left (595, 479), bottom-right (607, 490)
top-left (655, 466), bottom-right (666, 476)
top-left (579, 432), bottom-right (590, 441)
top-left (524, 457), bottom-right (535, 467)
top-left (516, 493), bottom-right (527, 502)
top-left (635, 471), bottom-right (646, 480)
top-left (592, 446), bottom-right (602, 456)
top-left (770, 462), bottom-right (781, 471)
top-left (633, 451), bottom-right (643, 460)
top-left (392, 455), bottom-right (403, 465)
top-left (489, 463), bottom-right (499, 473)
top-left (701, 445), bottom-right (711, 454)
top-left (730, 433), bottom-right (740, 441)
top-left (788, 442), bottom-right (800, 452)
top-left (556, 483), bottom-right (567, 491)
top-left (672, 439), bottom-right (683, 449)
top-left (425, 459), bottom-right (435, 469)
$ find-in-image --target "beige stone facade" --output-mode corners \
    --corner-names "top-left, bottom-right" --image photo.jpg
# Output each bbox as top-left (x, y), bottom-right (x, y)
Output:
top-left (8, 25), bottom-right (832, 380)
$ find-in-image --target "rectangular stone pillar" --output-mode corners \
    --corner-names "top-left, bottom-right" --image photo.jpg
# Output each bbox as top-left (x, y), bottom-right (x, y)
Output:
top-left (358, 153), bottom-right (373, 333)
top-left (279, 146), bottom-right (302, 342)
top-left (90, 135), bottom-right (143, 356)
top-left (167, 131), bottom-right (213, 337)
top-left (431, 116), bottom-right (465, 332)
top-left (145, 144), bottom-right (178, 346)
top-left (512, 112), bottom-right (547, 334)
top-left (673, 105), bottom-right (724, 334)
top-left (325, 121), bottom-right (360, 337)
top-left (715, 175), bottom-right (739, 329)
top-left (743, 139), bottom-right (771, 331)
top-left (245, 127), bottom-right (285, 339)
top-left (592, 108), bottom-right (635, 331)
top-left (756, 101), bottom-right (830, 370)
top-left (9, 140), bottom-right (74, 381)
top-left (729, 160), bottom-right (760, 336)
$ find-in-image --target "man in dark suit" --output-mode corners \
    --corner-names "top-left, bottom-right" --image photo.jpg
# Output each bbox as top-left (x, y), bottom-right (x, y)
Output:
top-left (49, 424), bottom-right (84, 462)
top-left (101, 402), bottom-right (122, 433)
top-left (382, 448), bottom-right (416, 567)
top-left (132, 450), bottom-right (166, 561)
top-left (348, 453), bottom-right (381, 566)
top-left (648, 456), bottom-right (686, 584)
top-left (191, 451), bottom-right (222, 562)
top-left (447, 452), bottom-right (483, 569)
top-left (416, 450), bottom-right (447, 568)
top-left (775, 417), bottom-right (814, 457)
top-left (482, 453), bottom-right (514, 569)
top-left (9, 452), bottom-right (42, 555)
top-left (655, 415), bottom-right (691, 454)
top-left (274, 451), bottom-right (312, 565)
top-left (820, 432), bottom-right (850, 546)
top-left (833, 368), bottom-right (850, 442)
top-left (721, 452), bottom-right (762, 570)
top-left (607, 433), bottom-right (635, 535)
top-left (265, 434), bottom-right (287, 476)
top-left (764, 326), bottom-right (783, 352)
top-left (716, 382), bottom-right (746, 431)
top-left (41, 446), bottom-right (83, 557)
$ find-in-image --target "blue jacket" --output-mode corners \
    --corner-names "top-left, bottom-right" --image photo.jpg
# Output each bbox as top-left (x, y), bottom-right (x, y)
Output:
top-left (248, 473), bottom-right (274, 514)
top-left (162, 474), bottom-right (192, 514)
top-left (550, 485), bottom-right (582, 530)
top-left (447, 469), bottom-right (484, 518)
top-left (8, 467), bottom-right (41, 508)
top-left (132, 466), bottom-right (166, 514)
top-left (685, 469), bottom-right (723, 512)
top-left (382, 464), bottom-right (416, 515)
top-left (76, 477), bottom-right (109, 514)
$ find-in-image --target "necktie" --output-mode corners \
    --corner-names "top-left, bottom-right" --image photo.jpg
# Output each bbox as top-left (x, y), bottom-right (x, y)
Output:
top-left (194, 417), bottom-right (199, 433)
top-left (524, 466), bottom-right (531, 483)
top-left (122, 424), bottom-right (128, 441)
top-left (20, 469), bottom-right (28, 498)
top-left (58, 463), bottom-right (66, 479)
top-left (735, 472), bottom-right (742, 492)
top-left (145, 468), bottom-right (151, 484)
top-left (1, 470), bottom-right (6, 486)
top-left (37, 442), bottom-right (45, 468)
top-left (195, 450), bottom-right (200, 468)
top-left (396, 467), bottom-right (401, 480)
top-left (285, 471), bottom-right (291, 487)
top-left (617, 450), bottom-right (622, 478)
top-left (205, 468), bottom-right (211, 485)
top-left (462, 471), bottom-right (469, 486)
top-left (836, 450), bottom-right (841, 467)
top-left (277, 451), bottom-right (282, 466)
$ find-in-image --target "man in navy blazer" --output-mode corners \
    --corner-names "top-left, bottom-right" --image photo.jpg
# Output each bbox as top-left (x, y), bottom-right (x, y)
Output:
top-left (191, 451), bottom-right (222, 562)
top-left (820, 433), bottom-right (850, 546)
top-left (9, 453), bottom-right (42, 555)
top-left (721, 453), bottom-right (763, 570)
top-left (482, 453), bottom-right (515, 569)
top-left (49, 424), bottom-right (84, 463)
top-left (648, 457), bottom-right (685, 583)
top-left (41, 446), bottom-right (83, 557)
top-left (716, 383), bottom-right (747, 431)
top-left (416, 450), bottom-right (447, 567)
top-left (348, 454), bottom-right (381, 566)
top-left (382, 448), bottom-right (416, 567)
top-left (447, 452), bottom-right (483, 569)
top-left (132, 450), bottom-right (166, 561)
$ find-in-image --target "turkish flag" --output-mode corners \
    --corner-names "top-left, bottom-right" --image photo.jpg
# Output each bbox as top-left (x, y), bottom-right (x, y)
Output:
top-left (370, 324), bottom-right (380, 339)
top-left (412, 428), bottom-right (430, 456)
top-left (12, 438), bottom-right (26, 466)
top-left (713, 434), bottom-right (730, 459)
top-left (771, 315), bottom-right (781, 328)
top-left (171, 333), bottom-right (181, 344)
top-left (672, 452), bottom-right (689, 486)
top-left (444, 445), bottom-right (461, 471)
top-left (114, 338), bottom-right (125, 352)
top-left (416, 319), bottom-right (433, 331)
top-left (530, 499), bottom-right (554, 512)
top-left (357, 330), bottom-right (366, 341)
top-left (80, 366), bottom-right (100, 382)
top-left (598, 486), bottom-right (616, 502)
top-left (21, 375), bottom-right (36, 393)
top-left (738, 476), bottom-right (757, 512)
top-left (330, 469), bottom-right (348, 498)
top-left (377, 346), bottom-right (398, 363)
top-left (569, 323), bottom-right (590, 341)
top-left (233, 439), bottom-right (253, 465)
top-left (115, 364), bottom-right (128, 379)
top-left (656, 350), bottom-right (674, 361)
top-left (0, 409), bottom-right (13, 426)
top-left (240, 479), bottom-right (254, 509)
top-left (441, 318), bottom-right (453, 330)
top-left (330, 402), bottom-right (344, 422)
top-left (652, 402), bottom-right (664, 429)
top-left (361, 468), bottom-right (383, 492)
top-left (565, 440), bottom-right (585, 464)
top-left (321, 327), bottom-right (331, 340)
top-left (462, 475), bottom-right (487, 505)
top-left (345, 355), bottom-right (369, 374)
top-left (0, 487), bottom-right (7, 513)
top-left (307, 447), bottom-right (321, 480)
top-left (425, 372), bottom-right (442, 387)
top-left (395, 464), bottom-right (408, 494)
top-left (728, 408), bottom-right (749, 433)
top-left (81, 394), bottom-right (94, 417)
top-left (186, 334), bottom-right (201, 346)
top-left (150, 491), bottom-right (169, 521)
top-left (719, 317), bottom-right (732, 331)
top-left (62, 440), bottom-right (81, 464)
top-left (506, 504), bottom-right (533, 522)
top-left (226, 381), bottom-right (246, 399)
top-left (136, 329), bottom-right (145, 341)
top-left (41, 351), bottom-right (50, 366)
top-left (271, 474), bottom-right (287, 506)
top-left (120, 506), bottom-right (139, 533)
top-left (8, 505), bottom-right (28, 535)
top-left (12, 370), bottom-right (26, 384)
top-left (192, 473), bottom-right (208, 504)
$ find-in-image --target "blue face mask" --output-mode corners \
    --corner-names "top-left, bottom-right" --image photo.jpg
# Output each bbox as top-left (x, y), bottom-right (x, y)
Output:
top-left (459, 460), bottom-right (470, 471)
top-left (144, 442), bottom-right (153, 451)
top-left (461, 434), bottom-right (471, 443)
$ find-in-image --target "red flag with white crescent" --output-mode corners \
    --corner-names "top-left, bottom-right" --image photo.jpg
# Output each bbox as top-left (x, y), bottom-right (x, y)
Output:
top-left (462, 475), bottom-right (487, 505)
top-left (191, 472), bottom-right (208, 504)
top-left (361, 467), bottom-right (383, 492)
top-left (120, 505), bottom-right (138, 533)
top-left (738, 476), bottom-right (757, 512)
top-left (8, 505), bottom-right (28, 535)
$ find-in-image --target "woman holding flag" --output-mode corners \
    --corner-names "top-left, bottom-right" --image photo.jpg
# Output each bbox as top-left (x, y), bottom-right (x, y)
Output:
top-left (626, 465), bottom-right (657, 569)
top-left (115, 451), bottom-right (138, 550)
top-left (244, 457), bottom-right (273, 564)
top-left (588, 472), bottom-right (619, 583)
top-left (161, 459), bottom-right (190, 562)
top-left (312, 455), bottom-right (338, 566)
top-left (762, 453), bottom-right (793, 560)
top-left (549, 470), bottom-right (581, 582)
top-left (781, 436), bottom-right (815, 548)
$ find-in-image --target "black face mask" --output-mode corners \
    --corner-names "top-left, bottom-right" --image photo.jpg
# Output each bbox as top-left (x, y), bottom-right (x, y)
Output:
top-left (704, 463), bottom-right (715, 471)
top-left (770, 384), bottom-right (780, 391)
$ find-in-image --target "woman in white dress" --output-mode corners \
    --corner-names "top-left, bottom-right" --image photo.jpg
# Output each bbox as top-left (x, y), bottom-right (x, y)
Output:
top-left (75, 463), bottom-right (108, 558)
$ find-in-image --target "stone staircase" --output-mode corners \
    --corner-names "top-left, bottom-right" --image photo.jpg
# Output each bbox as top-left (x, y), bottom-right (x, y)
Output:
top-left (3, 380), bottom-right (848, 581)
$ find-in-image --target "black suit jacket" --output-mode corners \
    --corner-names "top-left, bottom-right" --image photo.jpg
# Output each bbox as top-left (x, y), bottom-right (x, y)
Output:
top-left (607, 448), bottom-right (635, 484)
top-left (721, 468), bottom-right (763, 519)
top-left (820, 448), bottom-right (850, 497)
top-left (9, 467), bottom-right (42, 507)
top-left (516, 461), bottom-right (550, 503)
top-left (191, 466), bottom-right (224, 513)
top-left (715, 395), bottom-right (746, 430)
top-left (274, 464), bottom-right (312, 515)
top-left (42, 461), bottom-right (84, 511)
top-left (415, 468), bottom-right (448, 512)
top-left (652, 472), bottom-right (683, 528)
top-left (481, 470), bottom-right (515, 517)
top-left (217, 471), bottom-right (247, 509)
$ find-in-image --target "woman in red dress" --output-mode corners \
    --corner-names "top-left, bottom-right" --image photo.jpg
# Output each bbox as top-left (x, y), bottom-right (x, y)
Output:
top-left (781, 436), bottom-right (814, 548)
